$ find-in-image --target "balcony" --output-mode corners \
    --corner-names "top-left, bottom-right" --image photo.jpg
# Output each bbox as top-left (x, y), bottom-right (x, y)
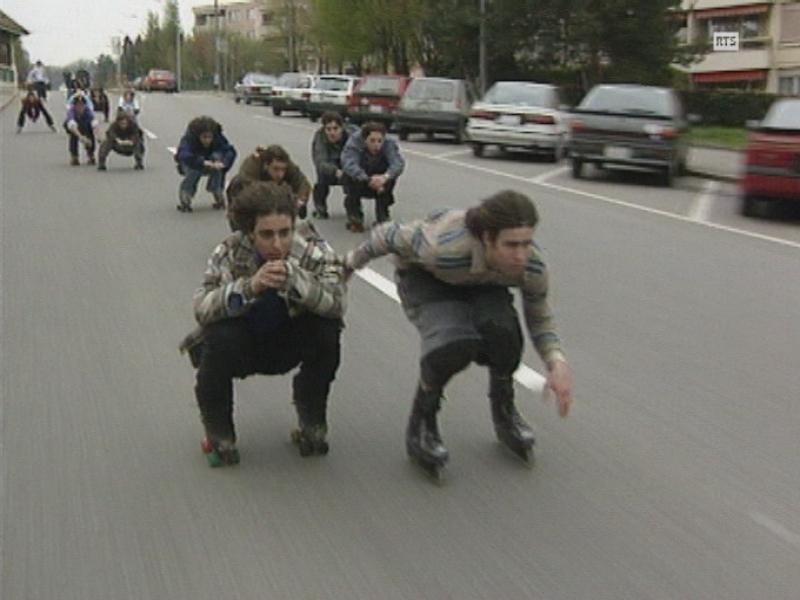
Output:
top-left (689, 46), bottom-right (770, 73)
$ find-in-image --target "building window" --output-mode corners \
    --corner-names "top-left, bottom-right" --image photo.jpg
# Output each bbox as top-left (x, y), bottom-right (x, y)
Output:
top-left (262, 11), bottom-right (272, 26)
top-left (781, 4), bottom-right (800, 43)
top-left (196, 15), bottom-right (207, 27)
top-left (779, 76), bottom-right (795, 95)
top-left (705, 15), bottom-right (766, 41)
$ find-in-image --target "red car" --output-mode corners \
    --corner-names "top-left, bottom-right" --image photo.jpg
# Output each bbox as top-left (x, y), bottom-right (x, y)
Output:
top-left (144, 69), bottom-right (177, 93)
top-left (347, 75), bottom-right (411, 127)
top-left (742, 98), bottom-right (800, 216)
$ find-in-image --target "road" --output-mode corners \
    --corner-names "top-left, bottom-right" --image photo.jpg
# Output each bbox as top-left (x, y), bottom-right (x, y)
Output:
top-left (2, 92), bottom-right (799, 600)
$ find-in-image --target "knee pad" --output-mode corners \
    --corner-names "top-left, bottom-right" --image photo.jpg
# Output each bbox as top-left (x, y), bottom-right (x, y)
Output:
top-left (420, 339), bottom-right (480, 390)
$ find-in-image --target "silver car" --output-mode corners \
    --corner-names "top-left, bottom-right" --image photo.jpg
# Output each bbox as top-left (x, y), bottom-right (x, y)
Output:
top-left (396, 77), bottom-right (476, 143)
top-left (466, 81), bottom-right (568, 161)
top-left (306, 75), bottom-right (360, 121)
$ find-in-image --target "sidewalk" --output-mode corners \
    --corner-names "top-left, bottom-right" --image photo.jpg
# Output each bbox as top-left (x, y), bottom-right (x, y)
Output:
top-left (687, 146), bottom-right (743, 183)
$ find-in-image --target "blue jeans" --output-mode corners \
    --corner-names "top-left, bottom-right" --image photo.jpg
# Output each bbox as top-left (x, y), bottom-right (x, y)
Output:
top-left (179, 161), bottom-right (226, 199)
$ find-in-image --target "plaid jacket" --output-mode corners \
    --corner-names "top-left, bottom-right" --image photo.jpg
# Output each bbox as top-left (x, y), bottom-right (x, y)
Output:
top-left (180, 222), bottom-right (346, 354)
top-left (344, 208), bottom-right (565, 364)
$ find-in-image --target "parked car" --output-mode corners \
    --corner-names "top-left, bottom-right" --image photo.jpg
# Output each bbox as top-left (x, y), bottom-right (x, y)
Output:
top-left (306, 75), bottom-right (360, 121)
top-left (143, 69), bottom-right (177, 93)
top-left (235, 72), bottom-right (277, 105)
top-left (270, 72), bottom-right (316, 116)
top-left (466, 81), bottom-right (567, 161)
top-left (741, 98), bottom-right (800, 216)
top-left (347, 75), bottom-right (411, 127)
top-left (396, 77), bottom-right (475, 143)
top-left (131, 76), bottom-right (144, 91)
top-left (569, 84), bottom-right (690, 186)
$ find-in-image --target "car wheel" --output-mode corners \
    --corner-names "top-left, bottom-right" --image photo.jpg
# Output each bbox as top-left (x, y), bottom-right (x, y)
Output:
top-left (453, 124), bottom-right (465, 145)
top-left (234, 97), bottom-right (241, 104)
top-left (245, 98), bottom-right (252, 105)
top-left (398, 129), bottom-right (409, 141)
top-left (472, 143), bottom-right (484, 158)
top-left (742, 195), bottom-right (771, 218)
top-left (272, 106), bottom-right (282, 116)
top-left (660, 163), bottom-right (675, 187)
top-left (571, 158), bottom-right (583, 178)
top-left (426, 131), bottom-right (435, 141)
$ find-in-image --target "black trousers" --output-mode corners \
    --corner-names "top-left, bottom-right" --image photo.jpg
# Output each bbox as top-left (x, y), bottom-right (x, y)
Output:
top-left (65, 121), bottom-right (95, 157)
top-left (98, 138), bottom-right (144, 165)
top-left (342, 173), bottom-right (396, 224)
top-left (18, 104), bottom-right (53, 128)
top-left (195, 313), bottom-right (342, 442)
top-left (313, 171), bottom-right (342, 212)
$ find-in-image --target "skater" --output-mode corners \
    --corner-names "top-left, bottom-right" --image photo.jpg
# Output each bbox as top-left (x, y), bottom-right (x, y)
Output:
top-left (343, 190), bottom-right (573, 478)
top-left (227, 144), bottom-right (311, 223)
top-left (64, 93), bottom-right (100, 166)
top-left (17, 89), bottom-right (56, 133)
top-left (341, 121), bottom-right (405, 232)
top-left (310, 112), bottom-right (356, 219)
top-left (179, 181), bottom-right (347, 466)
top-left (175, 116), bottom-right (237, 212)
top-left (90, 88), bottom-right (110, 122)
top-left (97, 110), bottom-right (145, 171)
top-left (118, 89), bottom-right (141, 123)
top-left (26, 60), bottom-right (49, 100)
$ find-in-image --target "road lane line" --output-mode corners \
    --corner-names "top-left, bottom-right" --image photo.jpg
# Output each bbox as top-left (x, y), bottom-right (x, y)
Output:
top-left (142, 127), bottom-right (158, 140)
top-left (688, 180), bottom-right (719, 222)
top-left (250, 114), bottom-right (800, 251)
top-left (166, 146), bottom-right (177, 154)
top-left (434, 148), bottom-right (472, 159)
top-left (356, 268), bottom-right (547, 393)
top-left (530, 166), bottom-right (570, 183)
top-left (750, 512), bottom-right (800, 550)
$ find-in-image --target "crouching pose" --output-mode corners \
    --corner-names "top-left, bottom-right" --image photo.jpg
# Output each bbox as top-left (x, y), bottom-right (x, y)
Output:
top-left (97, 111), bottom-right (145, 170)
top-left (180, 182), bottom-right (347, 466)
top-left (64, 94), bottom-right (100, 166)
top-left (17, 89), bottom-right (56, 133)
top-left (344, 190), bottom-right (573, 478)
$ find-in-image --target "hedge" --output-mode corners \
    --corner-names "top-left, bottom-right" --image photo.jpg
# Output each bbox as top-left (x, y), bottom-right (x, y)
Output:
top-left (680, 90), bottom-right (778, 127)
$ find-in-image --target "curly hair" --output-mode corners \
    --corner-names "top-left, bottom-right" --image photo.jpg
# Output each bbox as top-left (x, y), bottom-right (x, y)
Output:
top-left (230, 181), bottom-right (295, 233)
top-left (187, 116), bottom-right (221, 139)
top-left (465, 190), bottom-right (539, 241)
top-left (258, 144), bottom-right (290, 165)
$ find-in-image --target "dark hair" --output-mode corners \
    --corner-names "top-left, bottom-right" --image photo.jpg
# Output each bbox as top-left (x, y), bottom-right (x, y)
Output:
top-left (114, 110), bottom-right (133, 126)
top-left (321, 111), bottom-right (343, 127)
top-left (187, 116), bottom-right (220, 139)
top-left (260, 144), bottom-right (290, 165)
top-left (465, 190), bottom-right (539, 241)
top-left (360, 121), bottom-right (386, 138)
top-left (231, 181), bottom-right (295, 233)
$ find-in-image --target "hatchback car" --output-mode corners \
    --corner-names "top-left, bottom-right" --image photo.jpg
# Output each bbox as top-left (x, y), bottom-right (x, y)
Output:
top-left (235, 72), bottom-right (277, 105)
top-left (271, 73), bottom-right (316, 116)
top-left (306, 75), bottom-right (360, 121)
top-left (741, 98), bottom-right (800, 216)
top-left (396, 77), bottom-right (475, 143)
top-left (347, 75), bottom-right (411, 127)
top-left (143, 69), bottom-right (177, 93)
top-left (466, 81), bottom-right (567, 161)
top-left (569, 84), bottom-right (689, 186)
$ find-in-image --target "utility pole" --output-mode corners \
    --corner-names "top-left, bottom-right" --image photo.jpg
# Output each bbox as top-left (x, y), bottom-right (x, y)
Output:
top-left (479, 0), bottom-right (487, 96)
top-left (175, 1), bottom-right (182, 92)
top-left (214, 0), bottom-right (221, 90)
top-left (287, 0), bottom-right (295, 72)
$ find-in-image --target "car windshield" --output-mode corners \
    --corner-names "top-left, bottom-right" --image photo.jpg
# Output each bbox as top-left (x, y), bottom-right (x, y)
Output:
top-left (245, 74), bottom-right (275, 84)
top-left (358, 77), bottom-right (402, 96)
top-left (316, 78), bottom-right (351, 91)
top-left (152, 70), bottom-right (173, 79)
top-left (761, 100), bottom-right (800, 130)
top-left (483, 83), bottom-right (553, 107)
top-left (405, 80), bottom-right (456, 102)
top-left (580, 86), bottom-right (673, 117)
top-left (277, 73), bottom-right (303, 87)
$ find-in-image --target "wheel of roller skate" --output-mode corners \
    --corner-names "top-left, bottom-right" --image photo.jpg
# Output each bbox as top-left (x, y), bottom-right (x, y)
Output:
top-left (201, 438), bottom-right (223, 468)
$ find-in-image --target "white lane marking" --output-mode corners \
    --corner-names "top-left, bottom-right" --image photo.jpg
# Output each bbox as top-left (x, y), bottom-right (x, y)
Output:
top-left (688, 180), bottom-right (719, 222)
top-left (356, 268), bottom-right (547, 393)
top-left (750, 512), bottom-right (800, 549)
top-left (250, 114), bottom-right (800, 251)
top-left (142, 127), bottom-right (158, 140)
top-left (434, 148), bottom-right (472, 159)
top-left (530, 165), bottom-right (570, 183)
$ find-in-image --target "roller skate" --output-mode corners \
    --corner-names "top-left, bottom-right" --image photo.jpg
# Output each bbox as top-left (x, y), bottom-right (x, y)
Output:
top-left (177, 190), bottom-right (193, 213)
top-left (200, 437), bottom-right (240, 468)
top-left (211, 191), bottom-right (225, 210)
top-left (406, 385), bottom-right (449, 481)
top-left (290, 424), bottom-right (329, 457)
top-left (490, 375), bottom-right (535, 463)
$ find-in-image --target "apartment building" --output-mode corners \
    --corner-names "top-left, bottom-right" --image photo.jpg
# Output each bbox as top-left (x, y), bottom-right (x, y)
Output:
top-left (0, 10), bottom-right (28, 107)
top-left (193, 1), bottom-right (282, 40)
top-left (678, 0), bottom-right (800, 93)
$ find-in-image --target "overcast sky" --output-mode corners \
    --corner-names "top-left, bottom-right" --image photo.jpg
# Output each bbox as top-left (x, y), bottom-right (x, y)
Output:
top-left (5, 0), bottom-right (225, 66)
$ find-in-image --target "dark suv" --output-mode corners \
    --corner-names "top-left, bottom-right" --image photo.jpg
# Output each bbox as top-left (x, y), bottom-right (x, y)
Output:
top-left (569, 84), bottom-right (690, 186)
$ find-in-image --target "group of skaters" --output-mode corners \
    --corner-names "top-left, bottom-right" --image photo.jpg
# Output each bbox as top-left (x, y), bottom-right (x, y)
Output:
top-left (176, 111), bottom-right (574, 479)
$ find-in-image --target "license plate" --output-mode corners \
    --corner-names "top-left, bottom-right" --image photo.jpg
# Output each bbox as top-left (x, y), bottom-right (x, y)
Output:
top-left (369, 105), bottom-right (384, 113)
top-left (604, 146), bottom-right (632, 160)
top-left (497, 114), bottom-right (521, 126)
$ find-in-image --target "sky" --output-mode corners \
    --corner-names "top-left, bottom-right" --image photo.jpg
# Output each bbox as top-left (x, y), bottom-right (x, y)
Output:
top-left (4, 0), bottom-right (228, 66)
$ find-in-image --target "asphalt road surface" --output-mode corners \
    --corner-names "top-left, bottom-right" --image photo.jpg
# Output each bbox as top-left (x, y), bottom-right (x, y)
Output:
top-left (2, 92), bottom-right (799, 600)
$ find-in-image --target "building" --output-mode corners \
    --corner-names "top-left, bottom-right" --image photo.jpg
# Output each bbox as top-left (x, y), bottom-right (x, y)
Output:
top-left (193, 1), bottom-right (281, 40)
top-left (0, 10), bottom-right (28, 108)
top-left (678, 0), bottom-right (800, 93)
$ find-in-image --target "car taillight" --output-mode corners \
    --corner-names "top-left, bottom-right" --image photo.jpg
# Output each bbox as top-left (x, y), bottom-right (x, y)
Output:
top-left (643, 123), bottom-right (677, 140)
top-left (570, 120), bottom-right (586, 133)
top-left (360, 98), bottom-right (369, 106)
top-left (302, 92), bottom-right (310, 100)
top-left (523, 114), bottom-right (555, 125)
top-left (470, 110), bottom-right (495, 120)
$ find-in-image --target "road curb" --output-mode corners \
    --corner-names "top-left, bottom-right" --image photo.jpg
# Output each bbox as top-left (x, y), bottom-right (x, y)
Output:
top-left (686, 168), bottom-right (739, 184)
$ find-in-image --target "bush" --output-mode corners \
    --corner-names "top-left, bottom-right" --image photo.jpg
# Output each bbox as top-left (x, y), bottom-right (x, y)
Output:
top-left (681, 90), bottom-right (778, 127)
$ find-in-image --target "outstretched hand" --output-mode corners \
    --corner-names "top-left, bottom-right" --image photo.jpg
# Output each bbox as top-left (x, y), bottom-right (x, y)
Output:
top-left (545, 359), bottom-right (573, 418)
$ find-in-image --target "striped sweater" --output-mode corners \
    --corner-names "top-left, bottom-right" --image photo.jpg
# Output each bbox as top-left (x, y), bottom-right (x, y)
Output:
top-left (345, 208), bottom-right (565, 364)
